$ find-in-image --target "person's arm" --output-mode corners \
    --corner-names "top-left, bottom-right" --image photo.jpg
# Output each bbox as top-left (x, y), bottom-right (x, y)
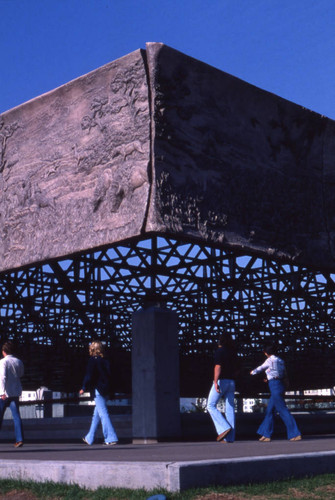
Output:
top-left (214, 364), bottom-right (221, 393)
top-left (79, 357), bottom-right (94, 394)
top-left (0, 360), bottom-right (6, 399)
top-left (250, 358), bottom-right (270, 376)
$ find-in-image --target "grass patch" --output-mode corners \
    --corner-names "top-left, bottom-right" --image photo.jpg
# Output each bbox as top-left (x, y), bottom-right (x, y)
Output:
top-left (0, 479), bottom-right (162, 499)
top-left (175, 474), bottom-right (335, 499)
top-left (1, 474), bottom-right (335, 499)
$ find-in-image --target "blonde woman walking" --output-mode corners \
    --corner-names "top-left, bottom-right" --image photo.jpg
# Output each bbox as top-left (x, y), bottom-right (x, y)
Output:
top-left (79, 341), bottom-right (118, 446)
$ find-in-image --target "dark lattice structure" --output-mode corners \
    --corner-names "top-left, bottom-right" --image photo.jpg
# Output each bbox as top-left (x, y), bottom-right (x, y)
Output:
top-left (1, 234), bottom-right (335, 396)
top-left (1, 43), bottom-right (335, 396)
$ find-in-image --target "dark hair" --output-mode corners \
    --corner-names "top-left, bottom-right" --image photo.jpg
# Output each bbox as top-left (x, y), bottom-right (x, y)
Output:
top-left (2, 341), bottom-right (15, 355)
top-left (264, 344), bottom-right (277, 356)
top-left (89, 340), bottom-right (105, 357)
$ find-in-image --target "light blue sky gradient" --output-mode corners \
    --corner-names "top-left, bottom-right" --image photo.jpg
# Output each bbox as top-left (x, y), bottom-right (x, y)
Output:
top-left (1, 0), bottom-right (335, 119)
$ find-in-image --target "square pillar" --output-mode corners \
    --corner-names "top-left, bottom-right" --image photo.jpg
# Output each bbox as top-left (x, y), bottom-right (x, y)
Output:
top-left (132, 306), bottom-right (181, 442)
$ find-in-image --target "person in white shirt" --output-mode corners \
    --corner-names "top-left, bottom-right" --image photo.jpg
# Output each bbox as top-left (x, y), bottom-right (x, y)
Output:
top-left (250, 344), bottom-right (301, 442)
top-left (0, 341), bottom-right (24, 448)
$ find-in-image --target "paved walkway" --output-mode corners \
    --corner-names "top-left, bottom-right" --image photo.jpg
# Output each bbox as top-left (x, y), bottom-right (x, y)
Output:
top-left (1, 435), bottom-right (335, 492)
top-left (1, 413), bottom-right (335, 491)
top-left (0, 434), bottom-right (333, 461)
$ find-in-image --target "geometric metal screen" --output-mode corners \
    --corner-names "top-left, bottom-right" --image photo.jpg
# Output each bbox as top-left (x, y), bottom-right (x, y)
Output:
top-left (1, 234), bottom-right (335, 396)
top-left (2, 43), bottom-right (335, 403)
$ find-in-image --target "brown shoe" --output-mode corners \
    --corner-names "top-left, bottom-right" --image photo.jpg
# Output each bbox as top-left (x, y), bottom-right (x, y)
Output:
top-left (216, 428), bottom-right (232, 442)
top-left (14, 441), bottom-right (23, 448)
top-left (289, 435), bottom-right (302, 441)
top-left (259, 436), bottom-right (271, 442)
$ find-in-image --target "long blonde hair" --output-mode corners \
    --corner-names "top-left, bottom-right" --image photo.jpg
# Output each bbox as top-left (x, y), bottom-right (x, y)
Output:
top-left (89, 341), bottom-right (105, 358)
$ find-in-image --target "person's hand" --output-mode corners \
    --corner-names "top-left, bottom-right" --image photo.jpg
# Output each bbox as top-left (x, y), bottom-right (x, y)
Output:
top-left (214, 381), bottom-right (220, 393)
top-left (1, 394), bottom-right (6, 400)
top-left (79, 389), bottom-right (84, 396)
top-left (250, 371), bottom-right (254, 375)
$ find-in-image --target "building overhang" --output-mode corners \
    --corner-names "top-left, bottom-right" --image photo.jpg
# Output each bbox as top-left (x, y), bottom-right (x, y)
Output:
top-left (1, 43), bottom-right (335, 273)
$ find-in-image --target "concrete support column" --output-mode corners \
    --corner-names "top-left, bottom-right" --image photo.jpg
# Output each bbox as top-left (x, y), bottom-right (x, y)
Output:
top-left (132, 306), bottom-right (181, 442)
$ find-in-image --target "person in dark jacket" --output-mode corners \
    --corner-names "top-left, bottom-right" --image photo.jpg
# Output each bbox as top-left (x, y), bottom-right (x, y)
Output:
top-left (79, 340), bottom-right (118, 446)
top-left (206, 333), bottom-right (239, 442)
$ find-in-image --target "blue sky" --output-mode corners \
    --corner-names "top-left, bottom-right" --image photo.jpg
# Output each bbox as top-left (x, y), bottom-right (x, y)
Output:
top-left (1, 0), bottom-right (335, 119)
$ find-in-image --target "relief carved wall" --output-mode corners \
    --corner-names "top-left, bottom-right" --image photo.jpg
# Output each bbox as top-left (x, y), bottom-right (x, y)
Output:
top-left (0, 49), bottom-right (151, 272)
top-left (1, 43), bottom-right (335, 273)
top-left (145, 43), bottom-right (335, 271)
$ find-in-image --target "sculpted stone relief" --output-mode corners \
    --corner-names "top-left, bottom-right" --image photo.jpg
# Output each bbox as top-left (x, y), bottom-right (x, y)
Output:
top-left (157, 170), bottom-right (228, 243)
top-left (77, 64), bottom-right (149, 216)
top-left (146, 43), bottom-right (331, 268)
top-left (1, 43), bottom-right (335, 272)
top-left (0, 50), bottom-right (150, 272)
top-left (0, 116), bottom-right (19, 173)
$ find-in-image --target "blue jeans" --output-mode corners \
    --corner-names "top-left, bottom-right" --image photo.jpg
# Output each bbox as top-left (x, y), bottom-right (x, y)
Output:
top-left (207, 379), bottom-right (235, 442)
top-left (0, 397), bottom-right (23, 443)
top-left (85, 389), bottom-right (118, 444)
top-left (257, 379), bottom-right (301, 440)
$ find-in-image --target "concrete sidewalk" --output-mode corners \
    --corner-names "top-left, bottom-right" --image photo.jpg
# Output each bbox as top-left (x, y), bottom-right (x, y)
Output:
top-left (1, 435), bottom-right (335, 492)
top-left (0, 414), bottom-right (335, 492)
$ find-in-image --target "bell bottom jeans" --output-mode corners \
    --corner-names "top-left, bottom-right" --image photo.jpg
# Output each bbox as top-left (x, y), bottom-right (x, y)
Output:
top-left (85, 389), bottom-right (118, 444)
top-left (257, 379), bottom-right (300, 440)
top-left (0, 397), bottom-right (24, 443)
top-left (207, 379), bottom-right (235, 442)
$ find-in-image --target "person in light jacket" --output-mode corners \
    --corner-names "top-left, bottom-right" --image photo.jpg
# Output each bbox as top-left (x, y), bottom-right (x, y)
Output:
top-left (0, 341), bottom-right (24, 448)
top-left (250, 344), bottom-right (301, 442)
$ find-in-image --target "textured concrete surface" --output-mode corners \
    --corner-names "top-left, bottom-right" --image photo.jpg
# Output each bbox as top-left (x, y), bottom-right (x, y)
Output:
top-left (1, 411), bottom-right (335, 491)
top-left (1, 412), bottom-right (335, 492)
top-left (0, 48), bottom-right (151, 272)
top-left (2, 43), bottom-right (335, 273)
top-left (132, 307), bottom-right (181, 440)
top-left (0, 437), bottom-right (335, 492)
